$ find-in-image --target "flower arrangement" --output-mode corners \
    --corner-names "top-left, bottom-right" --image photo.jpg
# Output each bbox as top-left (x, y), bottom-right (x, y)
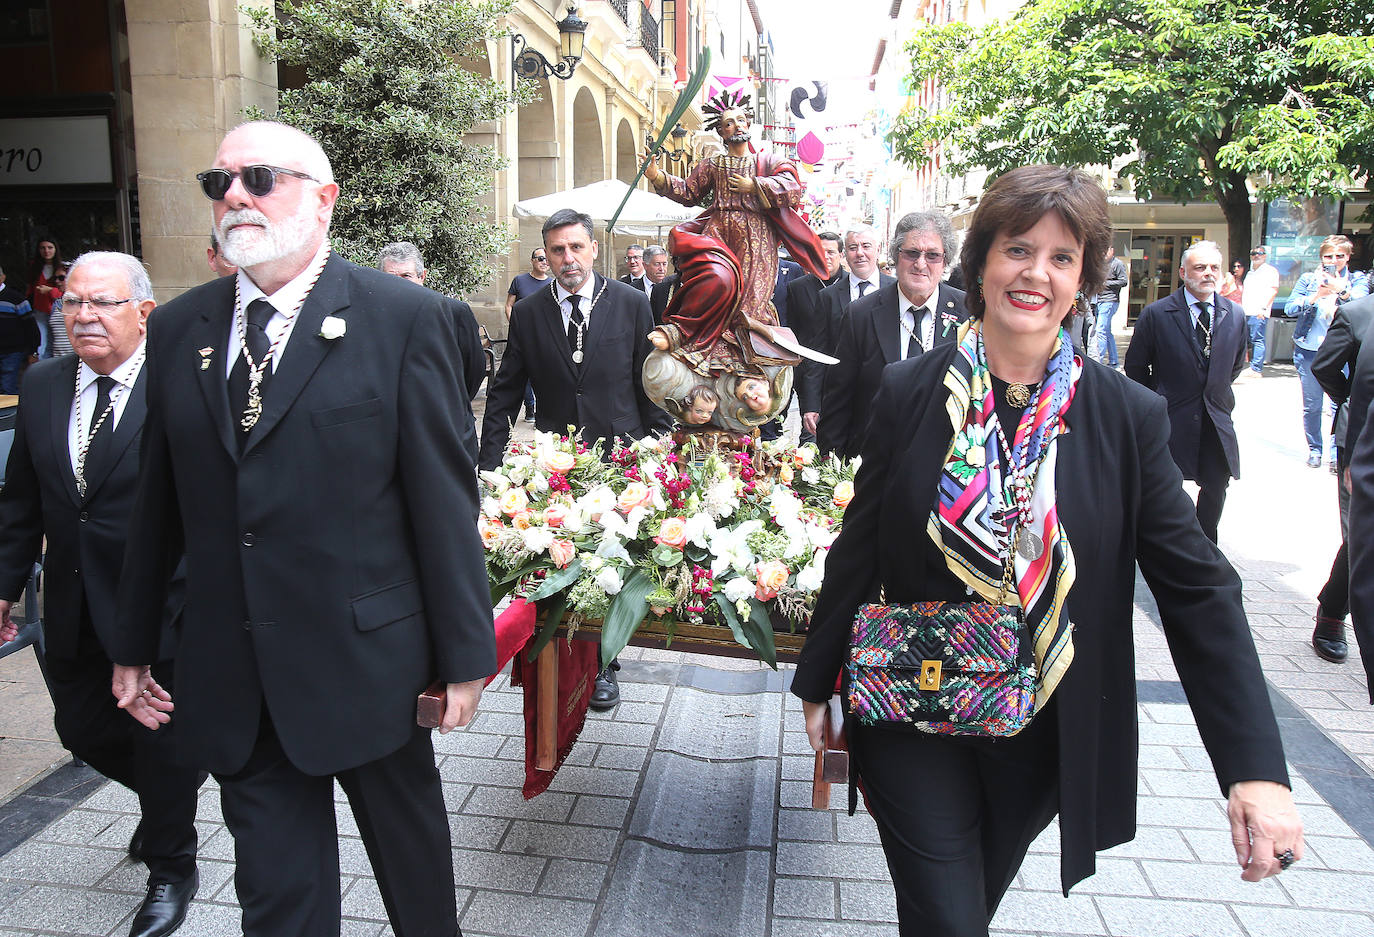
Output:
top-left (480, 431), bottom-right (858, 667)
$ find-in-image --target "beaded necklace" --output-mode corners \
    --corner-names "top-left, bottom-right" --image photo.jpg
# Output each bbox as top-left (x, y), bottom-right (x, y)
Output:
top-left (73, 348), bottom-right (146, 497)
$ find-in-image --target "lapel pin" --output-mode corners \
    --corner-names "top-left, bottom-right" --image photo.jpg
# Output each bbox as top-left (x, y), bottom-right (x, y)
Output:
top-left (319, 316), bottom-right (347, 340)
top-left (199, 347), bottom-right (214, 370)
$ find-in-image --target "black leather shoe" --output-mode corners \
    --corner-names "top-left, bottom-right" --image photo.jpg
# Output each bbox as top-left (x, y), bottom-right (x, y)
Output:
top-left (1313, 615), bottom-right (1348, 664)
top-left (129, 871), bottom-right (197, 937)
top-left (127, 822), bottom-right (145, 862)
top-left (589, 665), bottom-right (620, 711)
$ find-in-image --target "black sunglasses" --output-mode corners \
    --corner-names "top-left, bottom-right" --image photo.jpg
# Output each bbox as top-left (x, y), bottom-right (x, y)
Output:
top-left (196, 164), bottom-right (319, 200)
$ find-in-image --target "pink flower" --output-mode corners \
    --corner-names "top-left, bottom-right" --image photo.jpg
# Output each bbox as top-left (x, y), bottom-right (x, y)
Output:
top-left (653, 516), bottom-right (688, 549)
top-left (754, 560), bottom-right (790, 601)
top-left (832, 480), bottom-right (854, 510)
top-left (549, 539), bottom-right (576, 569)
top-left (616, 482), bottom-right (653, 513)
top-left (544, 503), bottom-right (570, 528)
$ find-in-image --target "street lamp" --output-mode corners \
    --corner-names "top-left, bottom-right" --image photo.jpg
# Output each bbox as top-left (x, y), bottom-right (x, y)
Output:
top-left (512, 4), bottom-right (588, 82)
top-left (663, 123), bottom-right (693, 175)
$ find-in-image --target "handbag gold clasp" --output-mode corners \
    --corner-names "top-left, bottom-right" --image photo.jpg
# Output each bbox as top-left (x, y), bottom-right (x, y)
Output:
top-left (919, 660), bottom-right (942, 691)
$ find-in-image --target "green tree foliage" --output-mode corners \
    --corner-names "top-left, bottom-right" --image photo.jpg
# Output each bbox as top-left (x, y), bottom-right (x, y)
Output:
top-left (246, 0), bottom-right (530, 294)
top-left (890, 0), bottom-right (1374, 255)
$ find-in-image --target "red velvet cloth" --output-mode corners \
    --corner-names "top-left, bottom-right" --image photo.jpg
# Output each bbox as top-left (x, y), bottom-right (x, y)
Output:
top-left (487, 598), bottom-right (538, 686)
top-left (510, 634), bottom-right (599, 798)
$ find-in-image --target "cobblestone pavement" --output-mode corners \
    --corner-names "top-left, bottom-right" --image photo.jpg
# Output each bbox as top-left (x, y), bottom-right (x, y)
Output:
top-left (2, 362), bottom-right (1374, 937)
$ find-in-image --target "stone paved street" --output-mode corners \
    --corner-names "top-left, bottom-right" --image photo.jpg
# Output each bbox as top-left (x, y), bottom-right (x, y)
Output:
top-left (3, 357), bottom-right (1374, 936)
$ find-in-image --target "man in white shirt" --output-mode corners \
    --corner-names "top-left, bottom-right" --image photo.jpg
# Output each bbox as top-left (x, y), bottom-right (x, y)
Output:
top-left (1241, 244), bottom-right (1281, 378)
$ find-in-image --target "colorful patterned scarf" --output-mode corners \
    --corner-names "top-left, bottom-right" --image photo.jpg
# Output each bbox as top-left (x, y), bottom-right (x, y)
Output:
top-left (925, 319), bottom-right (1081, 707)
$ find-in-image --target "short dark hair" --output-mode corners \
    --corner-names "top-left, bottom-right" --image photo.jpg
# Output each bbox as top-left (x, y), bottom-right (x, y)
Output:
top-left (626, 244), bottom-right (644, 255)
top-left (530, 248), bottom-right (546, 260)
top-left (542, 209), bottom-right (595, 244)
top-left (818, 231), bottom-right (843, 247)
top-left (959, 165), bottom-right (1110, 324)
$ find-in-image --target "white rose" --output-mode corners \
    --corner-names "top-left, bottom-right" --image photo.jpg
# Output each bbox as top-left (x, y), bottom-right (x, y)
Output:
top-left (795, 560), bottom-right (825, 593)
top-left (528, 471), bottom-right (548, 493)
top-left (480, 496), bottom-right (501, 518)
top-left (722, 576), bottom-right (754, 603)
top-left (479, 471), bottom-right (511, 493)
top-left (579, 485), bottom-right (617, 519)
top-left (802, 467), bottom-right (820, 484)
top-left (595, 567), bottom-right (623, 595)
top-left (521, 527), bottom-right (555, 553)
top-left (318, 316), bottom-right (347, 340)
top-left (683, 513), bottom-right (716, 548)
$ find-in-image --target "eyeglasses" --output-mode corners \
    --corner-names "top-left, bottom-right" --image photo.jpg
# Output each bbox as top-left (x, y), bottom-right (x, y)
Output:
top-left (62, 296), bottom-right (132, 313)
top-left (1250, 249), bottom-right (1266, 256)
top-left (196, 165), bottom-right (319, 200)
top-left (896, 248), bottom-right (946, 265)
top-left (534, 256), bottom-right (548, 263)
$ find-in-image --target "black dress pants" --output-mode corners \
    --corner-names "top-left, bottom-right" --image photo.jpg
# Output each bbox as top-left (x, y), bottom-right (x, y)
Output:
top-left (217, 707), bottom-right (458, 937)
top-left (850, 710), bottom-right (1059, 937)
top-left (1194, 414), bottom-right (1232, 543)
top-left (1318, 446), bottom-right (1351, 619)
top-left (36, 619), bottom-right (204, 884)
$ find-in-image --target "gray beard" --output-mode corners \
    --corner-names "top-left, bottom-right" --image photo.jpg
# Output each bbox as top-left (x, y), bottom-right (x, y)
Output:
top-left (219, 201), bottom-right (319, 269)
top-left (726, 131), bottom-right (750, 146)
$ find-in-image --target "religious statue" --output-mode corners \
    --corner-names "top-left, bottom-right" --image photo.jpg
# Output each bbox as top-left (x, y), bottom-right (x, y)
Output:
top-left (639, 89), bottom-right (831, 435)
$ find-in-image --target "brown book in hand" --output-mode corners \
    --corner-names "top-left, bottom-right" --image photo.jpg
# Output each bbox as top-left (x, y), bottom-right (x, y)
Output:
top-left (416, 681), bottom-right (446, 728)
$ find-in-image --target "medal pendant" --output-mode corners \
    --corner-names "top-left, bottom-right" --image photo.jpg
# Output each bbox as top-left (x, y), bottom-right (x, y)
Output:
top-left (1005, 382), bottom-right (1032, 408)
top-left (240, 371), bottom-right (264, 432)
top-left (572, 350), bottom-right (584, 364)
top-left (1016, 529), bottom-right (1044, 561)
top-left (75, 473), bottom-right (87, 498)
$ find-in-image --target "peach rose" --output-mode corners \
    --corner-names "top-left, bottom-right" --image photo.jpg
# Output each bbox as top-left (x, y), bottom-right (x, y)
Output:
top-left (616, 482), bottom-right (653, 513)
top-left (544, 503), bottom-right (570, 528)
top-left (754, 560), bottom-right (790, 601)
top-left (654, 516), bottom-right (688, 549)
top-left (549, 538), bottom-right (576, 569)
top-left (832, 480), bottom-right (854, 510)
top-left (511, 510), bottom-right (533, 530)
top-left (479, 520), bottom-right (503, 548)
top-left (499, 487), bottom-right (529, 516)
top-left (794, 448), bottom-right (815, 467)
top-left (539, 450), bottom-right (577, 475)
top-left (778, 463), bottom-right (794, 485)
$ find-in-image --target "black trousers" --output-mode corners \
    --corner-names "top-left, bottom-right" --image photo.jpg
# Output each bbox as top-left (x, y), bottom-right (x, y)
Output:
top-left (36, 617), bottom-right (204, 883)
top-left (1194, 413), bottom-right (1232, 543)
top-left (1318, 446), bottom-right (1351, 619)
top-left (850, 711), bottom-right (1060, 937)
top-left (217, 708), bottom-right (458, 937)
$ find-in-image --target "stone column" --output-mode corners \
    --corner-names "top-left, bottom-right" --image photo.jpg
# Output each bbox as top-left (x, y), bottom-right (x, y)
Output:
top-left (125, 0), bottom-right (276, 301)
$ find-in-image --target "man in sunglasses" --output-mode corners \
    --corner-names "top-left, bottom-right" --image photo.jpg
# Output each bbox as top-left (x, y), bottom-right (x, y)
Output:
top-left (108, 121), bottom-right (495, 937)
top-left (818, 211), bottom-right (968, 460)
top-left (0, 251), bottom-right (206, 937)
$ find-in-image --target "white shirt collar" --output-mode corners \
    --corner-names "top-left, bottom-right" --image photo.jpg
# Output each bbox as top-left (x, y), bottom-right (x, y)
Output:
top-left (1184, 289), bottom-right (1215, 321)
top-left (555, 275), bottom-right (598, 307)
top-left (849, 271), bottom-right (881, 291)
top-left (236, 241), bottom-right (332, 315)
top-left (77, 340), bottom-right (147, 394)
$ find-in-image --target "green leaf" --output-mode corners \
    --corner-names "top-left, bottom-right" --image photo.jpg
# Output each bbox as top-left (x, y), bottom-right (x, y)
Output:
top-left (713, 593), bottom-right (752, 651)
top-left (651, 545), bottom-right (684, 567)
top-left (743, 600), bottom-right (779, 670)
top-left (524, 592), bottom-right (568, 664)
top-left (527, 559), bottom-right (582, 602)
top-left (489, 576), bottom-right (515, 608)
top-left (599, 570), bottom-right (655, 668)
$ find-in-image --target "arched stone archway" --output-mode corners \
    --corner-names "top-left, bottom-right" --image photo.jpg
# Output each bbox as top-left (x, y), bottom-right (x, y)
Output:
top-left (516, 77), bottom-right (557, 271)
top-left (572, 86), bottom-right (603, 189)
top-left (615, 119), bottom-right (637, 185)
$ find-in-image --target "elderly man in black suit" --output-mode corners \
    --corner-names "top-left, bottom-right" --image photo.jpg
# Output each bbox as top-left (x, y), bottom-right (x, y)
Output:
top-left (787, 231), bottom-right (844, 443)
top-left (0, 251), bottom-right (205, 937)
top-left (480, 208), bottom-right (671, 707)
top-left (108, 121), bottom-right (496, 937)
top-left (618, 243), bottom-right (650, 295)
top-left (818, 211), bottom-right (967, 459)
top-left (1125, 240), bottom-right (1246, 542)
top-left (800, 226), bottom-right (895, 439)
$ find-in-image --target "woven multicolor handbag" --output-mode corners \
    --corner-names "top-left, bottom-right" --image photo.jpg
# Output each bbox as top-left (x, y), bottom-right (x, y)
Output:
top-left (847, 601), bottom-right (1036, 737)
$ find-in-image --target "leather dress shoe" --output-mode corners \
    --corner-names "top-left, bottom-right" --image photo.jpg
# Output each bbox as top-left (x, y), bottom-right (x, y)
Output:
top-left (1313, 615), bottom-right (1348, 664)
top-left (1307, 452), bottom-right (1322, 468)
top-left (127, 822), bottom-right (145, 862)
top-left (129, 870), bottom-right (198, 937)
top-left (589, 665), bottom-right (620, 711)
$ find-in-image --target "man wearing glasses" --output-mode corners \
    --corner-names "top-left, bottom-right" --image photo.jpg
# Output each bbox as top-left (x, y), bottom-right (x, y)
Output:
top-left (505, 247), bottom-right (551, 422)
top-left (1240, 244), bottom-right (1280, 379)
top-left (107, 121), bottom-right (495, 937)
top-left (0, 251), bottom-right (206, 937)
top-left (818, 211), bottom-right (967, 459)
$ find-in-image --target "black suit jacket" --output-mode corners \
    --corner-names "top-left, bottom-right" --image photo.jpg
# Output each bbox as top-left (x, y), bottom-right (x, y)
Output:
top-left (1340, 310), bottom-right (1374, 699)
top-left (771, 259), bottom-right (806, 327)
top-left (444, 296), bottom-right (486, 401)
top-left (1124, 289), bottom-right (1246, 479)
top-left (817, 281), bottom-right (967, 459)
top-left (479, 274), bottom-right (670, 470)
top-left (619, 273), bottom-right (650, 296)
top-left (798, 273), bottom-right (896, 414)
top-left (109, 256), bottom-right (495, 776)
top-left (650, 274), bottom-right (679, 326)
top-left (792, 346), bottom-right (1288, 890)
top-left (0, 356), bottom-right (179, 660)
top-left (1312, 294), bottom-right (1374, 453)
top-left (787, 271), bottom-right (843, 412)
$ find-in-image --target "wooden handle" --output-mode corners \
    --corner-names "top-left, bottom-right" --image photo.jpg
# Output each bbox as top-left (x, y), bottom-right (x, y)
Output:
top-left (416, 681), bottom-right (446, 729)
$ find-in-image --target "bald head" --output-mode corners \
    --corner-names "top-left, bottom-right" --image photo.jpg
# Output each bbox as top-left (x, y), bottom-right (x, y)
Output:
top-left (222, 121), bottom-right (335, 184)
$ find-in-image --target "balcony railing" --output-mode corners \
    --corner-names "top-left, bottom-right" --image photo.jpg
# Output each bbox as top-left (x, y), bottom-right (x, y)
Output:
top-left (608, 0), bottom-right (629, 26)
top-left (639, 6), bottom-right (659, 63)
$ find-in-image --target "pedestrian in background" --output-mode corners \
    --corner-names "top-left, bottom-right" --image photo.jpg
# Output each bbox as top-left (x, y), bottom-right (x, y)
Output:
top-left (1240, 244), bottom-right (1280, 378)
top-left (1092, 244), bottom-right (1127, 367)
top-left (0, 264), bottom-right (39, 392)
top-left (793, 165), bottom-right (1300, 936)
top-left (505, 247), bottom-right (550, 422)
top-left (25, 237), bottom-right (64, 360)
top-left (46, 268), bottom-right (74, 358)
top-left (1220, 259), bottom-right (1245, 305)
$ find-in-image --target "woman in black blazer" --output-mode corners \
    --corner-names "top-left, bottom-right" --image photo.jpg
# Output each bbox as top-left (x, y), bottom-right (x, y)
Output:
top-left (790, 165), bottom-right (1302, 936)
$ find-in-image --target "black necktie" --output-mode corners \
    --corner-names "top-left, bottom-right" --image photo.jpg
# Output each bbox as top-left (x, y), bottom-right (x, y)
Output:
top-left (82, 375), bottom-right (117, 485)
top-left (857, 281), bottom-right (871, 298)
top-left (1195, 301), bottom-right (1211, 356)
top-left (904, 307), bottom-right (922, 359)
top-left (567, 294), bottom-right (584, 355)
top-left (229, 298), bottom-right (276, 435)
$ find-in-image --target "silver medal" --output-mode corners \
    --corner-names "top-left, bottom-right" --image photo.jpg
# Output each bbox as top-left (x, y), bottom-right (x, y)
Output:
top-left (572, 350), bottom-right (584, 364)
top-left (1016, 530), bottom-right (1044, 560)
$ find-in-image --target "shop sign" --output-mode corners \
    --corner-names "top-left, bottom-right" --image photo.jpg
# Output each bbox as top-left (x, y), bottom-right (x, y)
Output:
top-left (0, 115), bottom-right (113, 186)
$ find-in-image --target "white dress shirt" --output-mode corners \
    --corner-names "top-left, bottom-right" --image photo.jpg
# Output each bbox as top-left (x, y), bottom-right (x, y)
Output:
top-left (224, 242), bottom-right (332, 378)
top-left (68, 342), bottom-right (146, 475)
top-left (899, 294), bottom-right (935, 359)
top-left (848, 272), bottom-right (881, 303)
top-left (555, 276), bottom-right (599, 331)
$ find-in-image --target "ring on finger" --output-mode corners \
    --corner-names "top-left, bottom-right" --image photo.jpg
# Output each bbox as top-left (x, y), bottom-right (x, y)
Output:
top-left (1277, 849), bottom-right (1296, 871)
